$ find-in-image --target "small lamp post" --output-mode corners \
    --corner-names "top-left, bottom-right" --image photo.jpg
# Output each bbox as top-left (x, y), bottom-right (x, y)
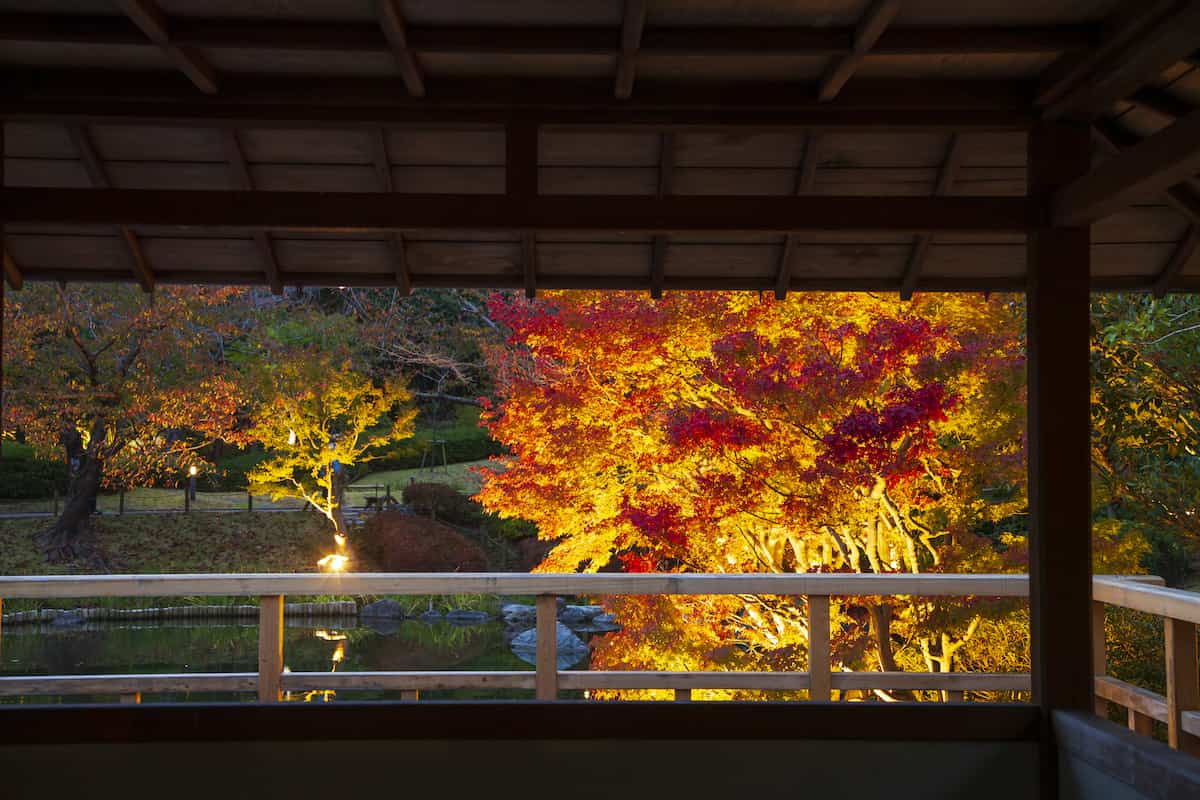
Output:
top-left (185, 465), bottom-right (198, 511)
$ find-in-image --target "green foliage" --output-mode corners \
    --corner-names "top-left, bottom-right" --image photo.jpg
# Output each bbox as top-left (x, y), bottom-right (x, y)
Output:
top-left (367, 407), bottom-right (504, 472)
top-left (484, 513), bottom-right (538, 541)
top-left (403, 482), bottom-right (482, 527)
top-left (210, 449), bottom-right (270, 492)
top-left (1, 440), bottom-right (37, 460)
top-left (0, 457), bottom-right (67, 499)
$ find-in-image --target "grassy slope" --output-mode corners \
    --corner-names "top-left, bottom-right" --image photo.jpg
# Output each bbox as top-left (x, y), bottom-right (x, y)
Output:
top-left (351, 459), bottom-right (499, 496)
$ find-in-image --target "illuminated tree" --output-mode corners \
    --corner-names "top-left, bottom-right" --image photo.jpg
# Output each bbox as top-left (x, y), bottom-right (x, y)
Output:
top-left (2, 284), bottom-right (250, 561)
top-left (246, 354), bottom-right (416, 568)
top-left (478, 291), bottom-right (1030, 696)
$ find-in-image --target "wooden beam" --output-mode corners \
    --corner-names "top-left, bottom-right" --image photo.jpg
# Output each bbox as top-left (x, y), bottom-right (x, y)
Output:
top-left (3, 251), bottom-right (23, 291)
top-left (0, 73), bottom-right (1036, 130)
top-left (1154, 227), bottom-right (1200, 297)
top-left (0, 14), bottom-right (1097, 56)
top-left (650, 131), bottom-right (674, 299)
top-left (1130, 88), bottom-right (1196, 120)
top-left (901, 133), bottom-right (964, 300)
top-left (377, 0), bottom-right (425, 98)
top-left (369, 127), bottom-right (411, 295)
top-left (818, 0), bottom-right (901, 102)
top-left (522, 234), bottom-right (537, 300)
top-left (1042, 1), bottom-right (1200, 120)
top-left (535, 595), bottom-right (557, 700)
top-left (615, 0), bottom-right (648, 100)
top-left (775, 132), bottom-right (822, 300)
top-left (0, 188), bottom-right (1038, 235)
top-left (67, 125), bottom-right (154, 292)
top-left (1028, 121), bottom-right (1093, 716)
top-left (1092, 119), bottom-right (1200, 223)
top-left (1165, 618), bottom-right (1200, 754)
top-left (116, 0), bottom-right (218, 94)
top-left (257, 595), bottom-right (284, 703)
top-left (222, 129), bottom-right (283, 294)
top-left (505, 120), bottom-right (538, 201)
top-left (1057, 108), bottom-right (1200, 224)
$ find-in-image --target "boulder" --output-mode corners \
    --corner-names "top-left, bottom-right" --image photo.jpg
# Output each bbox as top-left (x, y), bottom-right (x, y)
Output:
top-left (510, 622), bottom-right (590, 669)
top-left (501, 603), bottom-right (537, 627)
top-left (360, 599), bottom-right (405, 619)
top-left (419, 609), bottom-right (443, 623)
top-left (361, 617), bottom-right (402, 636)
top-left (51, 609), bottom-right (85, 627)
top-left (558, 604), bottom-right (604, 625)
top-left (446, 609), bottom-right (492, 625)
top-left (577, 612), bottom-right (621, 633)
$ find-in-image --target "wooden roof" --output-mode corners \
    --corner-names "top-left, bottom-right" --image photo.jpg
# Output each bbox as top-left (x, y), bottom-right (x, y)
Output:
top-left (1, 0), bottom-right (1199, 296)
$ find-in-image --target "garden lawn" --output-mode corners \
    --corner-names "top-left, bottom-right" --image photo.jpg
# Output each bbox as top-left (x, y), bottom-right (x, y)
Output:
top-left (351, 459), bottom-right (500, 497)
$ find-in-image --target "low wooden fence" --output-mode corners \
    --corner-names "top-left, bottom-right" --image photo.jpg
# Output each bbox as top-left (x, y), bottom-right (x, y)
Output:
top-left (0, 573), bottom-right (1191, 724)
top-left (1092, 575), bottom-right (1200, 756)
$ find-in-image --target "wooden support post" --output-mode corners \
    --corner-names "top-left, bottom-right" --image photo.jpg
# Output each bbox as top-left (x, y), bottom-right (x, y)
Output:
top-left (947, 690), bottom-right (966, 703)
top-left (535, 594), bottom-right (558, 701)
top-left (808, 594), bottom-right (831, 701)
top-left (257, 595), bottom-right (284, 703)
top-left (118, 490), bottom-right (125, 515)
top-left (1092, 600), bottom-right (1108, 717)
top-left (1165, 618), bottom-right (1200, 755)
top-left (1028, 121), bottom-right (1093, 714)
top-left (1128, 708), bottom-right (1154, 737)
top-left (183, 485), bottom-right (190, 512)
top-left (247, 491), bottom-right (253, 512)
top-left (674, 689), bottom-right (692, 702)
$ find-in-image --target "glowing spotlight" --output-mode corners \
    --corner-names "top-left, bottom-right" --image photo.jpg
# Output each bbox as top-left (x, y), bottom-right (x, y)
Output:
top-left (188, 465), bottom-right (198, 477)
top-left (318, 553), bottom-right (349, 572)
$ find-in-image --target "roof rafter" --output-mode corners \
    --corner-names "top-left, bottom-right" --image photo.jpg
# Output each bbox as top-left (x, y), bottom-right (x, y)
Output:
top-left (818, 0), bottom-right (901, 102)
top-left (3, 251), bottom-right (23, 291)
top-left (1056, 108), bottom-right (1200, 225)
top-left (115, 0), bottom-right (218, 94)
top-left (901, 133), bottom-right (964, 300)
top-left (774, 133), bottom-right (822, 300)
top-left (522, 234), bottom-right (537, 300)
top-left (650, 131), bottom-right (675, 299)
top-left (369, 127), bottom-right (412, 296)
top-left (377, 0), bottom-right (426, 98)
top-left (1153, 226), bottom-right (1200, 297)
top-left (1040, 0), bottom-right (1200, 120)
top-left (222, 129), bottom-right (283, 295)
top-left (615, 0), bottom-right (648, 100)
top-left (1092, 119), bottom-right (1200, 223)
top-left (1129, 88), bottom-right (1196, 120)
top-left (66, 124), bottom-right (155, 293)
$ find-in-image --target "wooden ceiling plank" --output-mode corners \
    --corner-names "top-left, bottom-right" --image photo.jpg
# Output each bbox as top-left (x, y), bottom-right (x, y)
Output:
top-left (378, 0), bottom-right (426, 98)
top-left (222, 129), bottom-right (283, 294)
top-left (1130, 88), bottom-right (1196, 120)
top-left (818, 0), bottom-right (901, 103)
top-left (1057, 109), bottom-right (1200, 225)
top-left (615, 0), bottom-right (648, 100)
top-left (369, 126), bottom-right (412, 295)
top-left (0, 14), bottom-right (1096, 57)
top-left (650, 131), bottom-right (674, 299)
top-left (1093, 119), bottom-right (1200, 224)
top-left (1153, 226), bottom-right (1200, 297)
top-left (3, 251), bottom-right (24, 291)
top-left (775, 133), bottom-right (822, 300)
top-left (902, 133), bottom-right (964, 300)
top-left (69, 124), bottom-right (154, 292)
top-left (1042, 1), bottom-right (1200, 120)
top-left (116, 0), bottom-right (218, 95)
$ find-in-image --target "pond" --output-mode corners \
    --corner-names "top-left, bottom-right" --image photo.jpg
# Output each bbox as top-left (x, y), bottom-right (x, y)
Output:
top-left (0, 617), bottom-right (593, 703)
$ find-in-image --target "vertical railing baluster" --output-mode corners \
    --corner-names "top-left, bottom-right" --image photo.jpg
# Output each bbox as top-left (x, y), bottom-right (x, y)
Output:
top-left (1165, 617), bottom-right (1200, 754)
top-left (808, 594), bottom-right (831, 702)
top-left (1092, 600), bottom-right (1108, 717)
top-left (535, 594), bottom-right (558, 700)
top-left (258, 594), bottom-right (284, 702)
top-left (674, 689), bottom-right (692, 702)
top-left (1128, 708), bottom-right (1154, 736)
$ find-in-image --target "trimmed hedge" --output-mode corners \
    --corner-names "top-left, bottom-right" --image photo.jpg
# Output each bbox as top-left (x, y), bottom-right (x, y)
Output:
top-left (403, 481), bottom-right (483, 527)
top-left (0, 458), bottom-right (68, 499)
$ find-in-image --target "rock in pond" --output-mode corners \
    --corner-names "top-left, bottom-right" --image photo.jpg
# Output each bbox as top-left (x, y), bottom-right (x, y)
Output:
top-left (50, 610), bottom-right (85, 627)
top-left (558, 604), bottom-right (604, 625)
top-left (576, 612), bottom-right (621, 633)
top-left (446, 609), bottom-right (492, 625)
top-left (361, 599), bottom-right (406, 619)
top-left (501, 603), bottom-right (536, 627)
top-left (419, 609), bottom-right (443, 623)
top-left (510, 622), bottom-right (591, 669)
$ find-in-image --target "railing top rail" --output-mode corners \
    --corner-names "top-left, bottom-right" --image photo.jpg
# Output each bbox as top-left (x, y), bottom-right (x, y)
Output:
top-left (0, 572), bottom-right (1034, 599)
top-left (1093, 576), bottom-right (1200, 625)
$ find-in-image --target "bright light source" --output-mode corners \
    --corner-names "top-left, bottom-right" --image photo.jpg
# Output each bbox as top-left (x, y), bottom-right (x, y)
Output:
top-left (188, 465), bottom-right (198, 477)
top-left (288, 429), bottom-right (297, 446)
top-left (333, 533), bottom-right (347, 548)
top-left (318, 553), bottom-right (349, 572)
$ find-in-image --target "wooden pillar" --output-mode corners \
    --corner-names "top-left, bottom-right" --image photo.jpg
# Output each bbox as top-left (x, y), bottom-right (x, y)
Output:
top-left (535, 594), bottom-right (557, 701)
top-left (1091, 601), bottom-right (1108, 716)
top-left (257, 595), bottom-right (284, 702)
top-left (1165, 618), bottom-right (1200, 755)
top-left (808, 594), bottom-right (831, 701)
top-left (1028, 121), bottom-right (1093, 714)
top-left (674, 688), bottom-right (692, 702)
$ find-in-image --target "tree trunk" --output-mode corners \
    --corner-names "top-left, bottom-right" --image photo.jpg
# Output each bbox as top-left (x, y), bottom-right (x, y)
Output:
top-left (37, 450), bottom-right (102, 562)
top-left (869, 602), bottom-right (915, 701)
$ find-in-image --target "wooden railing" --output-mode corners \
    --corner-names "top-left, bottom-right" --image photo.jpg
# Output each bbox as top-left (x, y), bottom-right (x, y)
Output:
top-left (1092, 575), bottom-right (1200, 756)
top-left (0, 573), bottom-right (1187, 712)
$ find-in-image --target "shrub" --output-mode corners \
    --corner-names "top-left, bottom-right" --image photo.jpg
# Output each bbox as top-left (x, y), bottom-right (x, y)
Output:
top-left (484, 513), bottom-right (538, 541)
top-left (359, 512), bottom-right (488, 572)
top-left (0, 458), bottom-right (67, 499)
top-left (403, 482), bottom-right (482, 527)
top-left (210, 449), bottom-right (270, 492)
